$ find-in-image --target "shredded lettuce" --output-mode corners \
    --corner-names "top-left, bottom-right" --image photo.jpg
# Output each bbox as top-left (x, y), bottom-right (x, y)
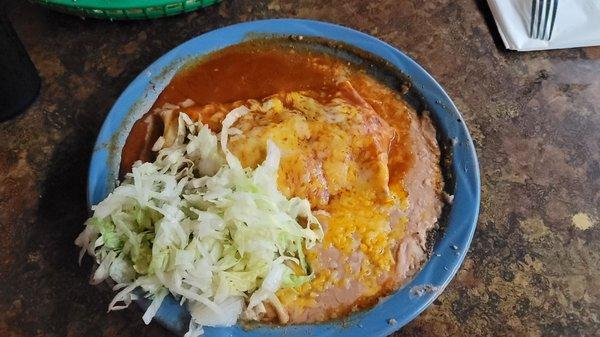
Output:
top-left (76, 105), bottom-right (323, 336)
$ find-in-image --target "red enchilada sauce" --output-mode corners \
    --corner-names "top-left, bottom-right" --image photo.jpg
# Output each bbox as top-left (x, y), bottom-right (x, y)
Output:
top-left (121, 41), bottom-right (414, 183)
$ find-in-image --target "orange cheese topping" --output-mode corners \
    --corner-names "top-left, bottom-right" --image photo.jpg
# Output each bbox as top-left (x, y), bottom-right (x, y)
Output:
top-left (324, 190), bottom-right (393, 271)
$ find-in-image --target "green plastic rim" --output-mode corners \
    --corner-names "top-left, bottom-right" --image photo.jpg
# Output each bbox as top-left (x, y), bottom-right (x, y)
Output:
top-left (32, 0), bottom-right (219, 20)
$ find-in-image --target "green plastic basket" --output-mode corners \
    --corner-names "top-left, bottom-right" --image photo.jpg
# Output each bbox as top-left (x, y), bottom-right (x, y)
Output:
top-left (32, 0), bottom-right (219, 20)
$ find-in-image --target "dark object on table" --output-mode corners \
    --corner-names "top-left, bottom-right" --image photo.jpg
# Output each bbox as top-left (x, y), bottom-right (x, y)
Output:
top-left (0, 7), bottom-right (40, 122)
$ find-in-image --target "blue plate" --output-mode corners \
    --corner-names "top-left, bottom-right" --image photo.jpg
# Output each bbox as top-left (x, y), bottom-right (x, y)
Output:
top-left (88, 19), bottom-right (480, 337)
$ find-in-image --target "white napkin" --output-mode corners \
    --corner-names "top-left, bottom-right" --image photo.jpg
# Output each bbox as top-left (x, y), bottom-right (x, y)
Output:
top-left (487, 0), bottom-right (600, 51)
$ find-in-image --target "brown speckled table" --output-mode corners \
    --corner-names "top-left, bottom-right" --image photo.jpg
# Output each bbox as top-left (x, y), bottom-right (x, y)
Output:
top-left (1, 1), bottom-right (598, 336)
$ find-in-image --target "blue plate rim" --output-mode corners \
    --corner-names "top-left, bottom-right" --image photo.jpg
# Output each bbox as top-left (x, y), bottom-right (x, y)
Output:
top-left (87, 18), bottom-right (480, 337)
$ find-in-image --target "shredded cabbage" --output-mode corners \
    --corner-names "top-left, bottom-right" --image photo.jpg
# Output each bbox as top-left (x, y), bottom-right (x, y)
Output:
top-left (76, 105), bottom-right (323, 336)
